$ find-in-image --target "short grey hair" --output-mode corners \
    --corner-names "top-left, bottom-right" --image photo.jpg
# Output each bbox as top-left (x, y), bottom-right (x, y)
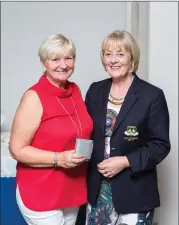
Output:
top-left (38, 34), bottom-right (76, 61)
top-left (101, 30), bottom-right (140, 73)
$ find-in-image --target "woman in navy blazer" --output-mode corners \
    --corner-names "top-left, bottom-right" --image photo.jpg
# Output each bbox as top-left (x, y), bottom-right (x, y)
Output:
top-left (85, 30), bottom-right (170, 225)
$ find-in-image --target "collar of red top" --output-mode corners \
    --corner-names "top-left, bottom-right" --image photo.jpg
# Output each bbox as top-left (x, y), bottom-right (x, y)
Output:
top-left (39, 75), bottom-right (73, 98)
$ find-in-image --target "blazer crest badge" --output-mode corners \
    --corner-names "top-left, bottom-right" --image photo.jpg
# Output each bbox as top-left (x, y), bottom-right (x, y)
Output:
top-left (124, 126), bottom-right (139, 141)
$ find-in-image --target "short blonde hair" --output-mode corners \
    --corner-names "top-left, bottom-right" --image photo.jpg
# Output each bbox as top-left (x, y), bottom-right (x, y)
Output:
top-left (101, 30), bottom-right (140, 73)
top-left (38, 34), bottom-right (76, 61)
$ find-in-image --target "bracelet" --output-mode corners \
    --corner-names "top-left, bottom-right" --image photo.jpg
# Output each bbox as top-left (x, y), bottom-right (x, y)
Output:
top-left (53, 152), bottom-right (59, 168)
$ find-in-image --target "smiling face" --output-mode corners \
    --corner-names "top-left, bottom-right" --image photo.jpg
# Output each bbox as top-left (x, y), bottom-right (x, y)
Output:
top-left (38, 34), bottom-right (76, 87)
top-left (101, 30), bottom-right (140, 79)
top-left (42, 53), bottom-right (75, 87)
top-left (103, 48), bottom-right (132, 79)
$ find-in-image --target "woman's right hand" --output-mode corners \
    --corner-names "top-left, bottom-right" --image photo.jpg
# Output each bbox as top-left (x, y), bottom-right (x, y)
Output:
top-left (57, 150), bottom-right (85, 168)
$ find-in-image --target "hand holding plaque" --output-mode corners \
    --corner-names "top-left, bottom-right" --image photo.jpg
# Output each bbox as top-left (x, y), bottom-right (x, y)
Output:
top-left (75, 139), bottom-right (93, 160)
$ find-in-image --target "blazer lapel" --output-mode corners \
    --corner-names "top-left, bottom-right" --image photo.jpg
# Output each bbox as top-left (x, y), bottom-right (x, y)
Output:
top-left (99, 79), bottom-right (112, 134)
top-left (112, 74), bottom-right (140, 136)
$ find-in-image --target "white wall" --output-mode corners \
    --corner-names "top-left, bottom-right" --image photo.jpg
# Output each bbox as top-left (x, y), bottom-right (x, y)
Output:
top-left (148, 2), bottom-right (178, 225)
top-left (1, 2), bottom-right (127, 131)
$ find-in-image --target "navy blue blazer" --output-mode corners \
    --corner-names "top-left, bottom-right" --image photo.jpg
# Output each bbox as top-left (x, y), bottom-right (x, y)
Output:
top-left (85, 74), bottom-right (170, 214)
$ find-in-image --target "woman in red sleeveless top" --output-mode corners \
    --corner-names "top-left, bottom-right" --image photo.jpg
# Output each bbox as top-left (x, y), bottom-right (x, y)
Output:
top-left (9, 34), bottom-right (93, 225)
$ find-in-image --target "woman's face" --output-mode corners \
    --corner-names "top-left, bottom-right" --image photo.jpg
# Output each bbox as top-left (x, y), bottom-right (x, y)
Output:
top-left (42, 54), bottom-right (75, 86)
top-left (103, 47), bottom-right (132, 79)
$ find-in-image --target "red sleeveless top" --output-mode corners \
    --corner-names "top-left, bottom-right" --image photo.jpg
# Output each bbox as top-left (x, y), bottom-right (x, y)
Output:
top-left (16, 75), bottom-right (93, 211)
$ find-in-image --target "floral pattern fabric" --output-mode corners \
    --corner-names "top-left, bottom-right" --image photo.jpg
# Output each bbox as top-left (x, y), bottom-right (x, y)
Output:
top-left (86, 179), bottom-right (154, 225)
top-left (86, 107), bottom-right (154, 225)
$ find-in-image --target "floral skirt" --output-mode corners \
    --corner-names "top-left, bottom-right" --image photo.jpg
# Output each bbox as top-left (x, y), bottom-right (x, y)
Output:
top-left (86, 180), bottom-right (154, 225)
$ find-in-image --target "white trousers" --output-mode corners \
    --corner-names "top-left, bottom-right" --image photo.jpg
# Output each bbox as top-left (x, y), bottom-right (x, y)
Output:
top-left (16, 186), bottom-right (79, 225)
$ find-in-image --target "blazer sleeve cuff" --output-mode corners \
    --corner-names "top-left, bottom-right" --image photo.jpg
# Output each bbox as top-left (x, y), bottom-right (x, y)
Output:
top-left (126, 154), bottom-right (142, 177)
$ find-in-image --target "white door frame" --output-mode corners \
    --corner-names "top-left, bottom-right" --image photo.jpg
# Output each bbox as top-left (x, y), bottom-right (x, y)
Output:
top-left (126, 2), bottom-right (149, 81)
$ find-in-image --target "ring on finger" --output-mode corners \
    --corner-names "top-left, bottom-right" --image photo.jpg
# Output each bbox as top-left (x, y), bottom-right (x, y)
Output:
top-left (107, 171), bottom-right (112, 177)
top-left (71, 163), bottom-right (76, 167)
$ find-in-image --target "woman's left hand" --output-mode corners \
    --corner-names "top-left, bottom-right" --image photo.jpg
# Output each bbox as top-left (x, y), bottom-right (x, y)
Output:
top-left (97, 156), bottom-right (130, 178)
